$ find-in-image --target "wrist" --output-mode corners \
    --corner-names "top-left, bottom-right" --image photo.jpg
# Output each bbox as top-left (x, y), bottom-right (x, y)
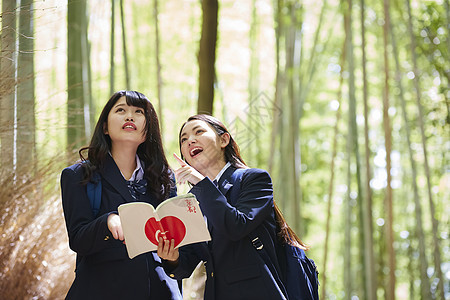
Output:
top-left (190, 175), bottom-right (204, 185)
top-left (163, 257), bottom-right (179, 269)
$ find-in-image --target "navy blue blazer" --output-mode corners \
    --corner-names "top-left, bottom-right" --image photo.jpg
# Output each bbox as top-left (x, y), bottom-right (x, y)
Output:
top-left (61, 155), bottom-right (182, 300)
top-left (164, 166), bottom-right (286, 300)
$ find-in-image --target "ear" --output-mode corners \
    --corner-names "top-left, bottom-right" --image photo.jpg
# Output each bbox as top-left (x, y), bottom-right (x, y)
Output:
top-left (103, 122), bottom-right (108, 134)
top-left (220, 132), bottom-right (231, 149)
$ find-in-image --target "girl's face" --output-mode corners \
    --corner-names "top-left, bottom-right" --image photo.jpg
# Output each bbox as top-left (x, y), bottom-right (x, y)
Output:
top-left (104, 96), bottom-right (146, 149)
top-left (180, 120), bottom-right (229, 172)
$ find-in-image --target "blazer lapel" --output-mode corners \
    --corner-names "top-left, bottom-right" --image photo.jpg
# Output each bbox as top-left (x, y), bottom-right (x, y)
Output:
top-left (100, 155), bottom-right (135, 203)
top-left (217, 166), bottom-right (237, 197)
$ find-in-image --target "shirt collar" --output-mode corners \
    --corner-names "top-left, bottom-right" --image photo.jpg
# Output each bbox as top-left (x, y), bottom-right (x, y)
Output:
top-left (213, 162), bottom-right (231, 183)
top-left (110, 152), bottom-right (144, 181)
top-left (129, 154), bottom-right (144, 182)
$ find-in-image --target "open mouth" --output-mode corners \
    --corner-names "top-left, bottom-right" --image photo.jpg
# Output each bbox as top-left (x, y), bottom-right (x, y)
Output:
top-left (190, 147), bottom-right (203, 157)
top-left (122, 122), bottom-right (137, 130)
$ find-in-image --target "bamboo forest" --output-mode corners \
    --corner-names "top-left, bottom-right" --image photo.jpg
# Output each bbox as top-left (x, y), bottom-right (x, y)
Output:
top-left (0, 0), bottom-right (448, 299)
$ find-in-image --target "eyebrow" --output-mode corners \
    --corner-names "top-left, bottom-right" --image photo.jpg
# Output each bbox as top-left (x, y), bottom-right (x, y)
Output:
top-left (113, 103), bottom-right (126, 108)
top-left (180, 125), bottom-right (202, 138)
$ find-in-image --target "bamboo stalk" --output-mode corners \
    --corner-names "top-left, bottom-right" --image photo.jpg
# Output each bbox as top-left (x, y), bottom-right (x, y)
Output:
top-left (360, 0), bottom-right (377, 297)
top-left (321, 39), bottom-right (346, 300)
top-left (390, 6), bottom-right (432, 298)
top-left (120, 0), bottom-right (130, 90)
top-left (382, 0), bottom-right (395, 297)
top-left (405, 0), bottom-right (445, 298)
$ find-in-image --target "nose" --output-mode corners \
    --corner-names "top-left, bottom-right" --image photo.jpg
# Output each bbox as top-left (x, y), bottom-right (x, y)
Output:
top-left (125, 112), bottom-right (134, 121)
top-left (187, 135), bottom-right (196, 146)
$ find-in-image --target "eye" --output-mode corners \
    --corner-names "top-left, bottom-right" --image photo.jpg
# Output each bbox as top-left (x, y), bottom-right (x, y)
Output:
top-left (136, 108), bottom-right (144, 114)
top-left (115, 107), bottom-right (125, 113)
top-left (195, 129), bottom-right (204, 135)
top-left (180, 137), bottom-right (187, 144)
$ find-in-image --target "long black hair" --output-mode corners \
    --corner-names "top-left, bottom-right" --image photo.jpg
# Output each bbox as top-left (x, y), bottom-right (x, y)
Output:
top-left (79, 90), bottom-right (172, 202)
top-left (179, 114), bottom-right (308, 250)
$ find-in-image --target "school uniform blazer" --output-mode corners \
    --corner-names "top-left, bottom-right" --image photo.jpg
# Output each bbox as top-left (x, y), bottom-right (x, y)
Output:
top-left (61, 155), bottom-right (182, 300)
top-left (163, 166), bottom-right (286, 300)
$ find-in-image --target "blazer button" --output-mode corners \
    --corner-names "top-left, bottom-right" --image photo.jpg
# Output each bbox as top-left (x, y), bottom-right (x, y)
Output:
top-left (104, 235), bottom-right (110, 241)
top-left (170, 274), bottom-right (175, 278)
top-left (211, 272), bottom-right (214, 277)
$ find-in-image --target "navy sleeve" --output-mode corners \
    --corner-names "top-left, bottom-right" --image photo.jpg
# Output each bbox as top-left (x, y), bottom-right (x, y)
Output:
top-left (190, 168), bottom-right (274, 241)
top-left (162, 242), bottom-right (206, 280)
top-left (60, 166), bottom-right (116, 256)
top-left (169, 170), bottom-right (177, 199)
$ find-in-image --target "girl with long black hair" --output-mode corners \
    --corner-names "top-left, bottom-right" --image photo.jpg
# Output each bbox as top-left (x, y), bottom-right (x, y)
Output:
top-left (61, 91), bottom-right (182, 300)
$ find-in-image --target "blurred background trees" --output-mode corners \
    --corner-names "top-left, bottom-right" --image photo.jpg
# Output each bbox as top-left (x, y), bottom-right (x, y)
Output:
top-left (0, 0), bottom-right (448, 299)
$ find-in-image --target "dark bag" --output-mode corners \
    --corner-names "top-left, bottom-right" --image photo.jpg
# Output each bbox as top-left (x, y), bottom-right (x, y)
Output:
top-left (229, 168), bottom-right (319, 300)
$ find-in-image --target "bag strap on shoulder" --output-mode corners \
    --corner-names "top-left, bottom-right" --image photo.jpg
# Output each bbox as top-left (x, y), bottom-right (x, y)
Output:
top-left (86, 172), bottom-right (102, 217)
top-left (228, 168), bottom-right (289, 299)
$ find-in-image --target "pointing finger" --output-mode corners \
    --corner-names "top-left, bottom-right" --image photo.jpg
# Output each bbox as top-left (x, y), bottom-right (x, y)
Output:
top-left (173, 153), bottom-right (187, 166)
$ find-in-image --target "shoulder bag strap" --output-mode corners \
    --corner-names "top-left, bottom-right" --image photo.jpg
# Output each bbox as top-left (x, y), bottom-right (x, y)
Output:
top-left (229, 168), bottom-right (289, 299)
top-left (86, 172), bottom-right (102, 217)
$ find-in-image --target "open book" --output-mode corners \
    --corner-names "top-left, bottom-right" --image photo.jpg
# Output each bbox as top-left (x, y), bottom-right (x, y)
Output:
top-left (118, 193), bottom-right (211, 259)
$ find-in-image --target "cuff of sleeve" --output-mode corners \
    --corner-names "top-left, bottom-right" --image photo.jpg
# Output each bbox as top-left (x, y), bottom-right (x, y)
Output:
top-left (190, 177), bottom-right (214, 192)
top-left (103, 211), bottom-right (118, 241)
top-left (162, 258), bottom-right (180, 277)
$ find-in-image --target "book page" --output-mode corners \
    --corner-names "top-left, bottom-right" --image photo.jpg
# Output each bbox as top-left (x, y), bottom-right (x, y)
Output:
top-left (118, 193), bottom-right (211, 259)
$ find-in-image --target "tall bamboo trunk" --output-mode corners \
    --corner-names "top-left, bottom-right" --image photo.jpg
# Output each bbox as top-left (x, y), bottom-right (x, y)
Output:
top-left (343, 0), bottom-right (353, 297)
top-left (67, 0), bottom-right (90, 152)
top-left (17, 0), bottom-right (35, 172)
top-left (153, 0), bottom-right (163, 135)
top-left (382, 0), bottom-right (395, 298)
top-left (360, 0), bottom-right (376, 298)
top-left (279, 1), bottom-right (295, 225)
top-left (405, 1), bottom-right (445, 298)
top-left (406, 232), bottom-right (416, 300)
top-left (344, 0), bottom-right (367, 294)
top-left (289, 4), bottom-right (303, 234)
top-left (110, 0), bottom-right (115, 96)
top-left (247, 0), bottom-right (259, 165)
top-left (120, 0), bottom-right (130, 90)
top-left (390, 8), bottom-right (432, 299)
top-left (446, 0), bottom-right (450, 129)
top-left (344, 115), bottom-right (352, 300)
top-left (320, 39), bottom-right (345, 299)
top-left (278, 1), bottom-right (303, 233)
top-left (197, 0), bottom-right (218, 115)
top-left (0, 0), bottom-right (17, 173)
top-left (269, 0), bottom-right (283, 174)
top-left (300, 0), bottom-right (329, 104)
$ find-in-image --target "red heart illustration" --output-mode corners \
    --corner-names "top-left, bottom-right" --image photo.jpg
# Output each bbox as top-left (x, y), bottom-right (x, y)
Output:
top-left (144, 216), bottom-right (186, 247)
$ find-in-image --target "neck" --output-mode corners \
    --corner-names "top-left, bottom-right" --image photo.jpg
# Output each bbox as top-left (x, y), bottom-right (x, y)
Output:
top-left (200, 160), bottom-right (227, 181)
top-left (110, 143), bottom-right (138, 180)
